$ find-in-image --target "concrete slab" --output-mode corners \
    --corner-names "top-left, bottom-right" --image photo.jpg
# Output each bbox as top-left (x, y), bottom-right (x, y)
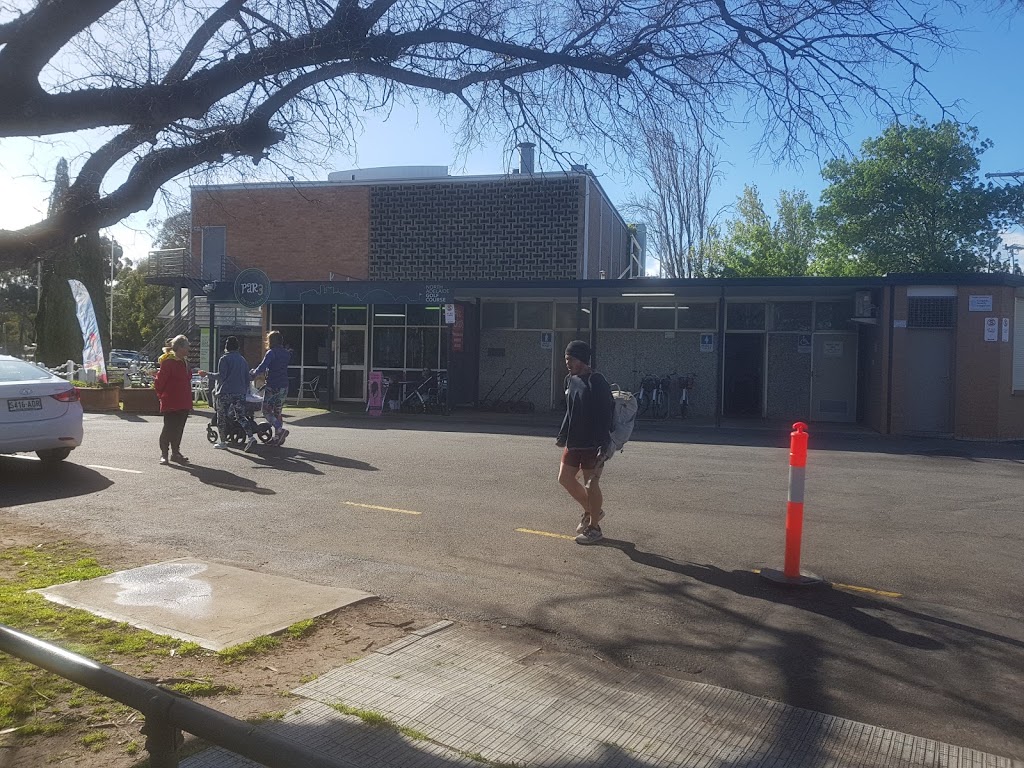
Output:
top-left (36, 558), bottom-right (373, 651)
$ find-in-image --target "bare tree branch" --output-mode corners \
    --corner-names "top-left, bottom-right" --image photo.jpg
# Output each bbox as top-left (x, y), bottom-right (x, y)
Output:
top-left (0, 0), bottom-right (1000, 269)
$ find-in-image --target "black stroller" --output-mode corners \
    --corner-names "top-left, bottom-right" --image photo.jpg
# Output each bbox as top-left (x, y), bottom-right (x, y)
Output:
top-left (206, 386), bottom-right (275, 445)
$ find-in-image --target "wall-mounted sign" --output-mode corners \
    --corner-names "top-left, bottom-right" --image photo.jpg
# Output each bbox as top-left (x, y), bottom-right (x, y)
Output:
top-left (969, 295), bottom-right (993, 312)
top-left (823, 341), bottom-right (844, 357)
top-left (894, 319), bottom-right (907, 328)
top-left (700, 333), bottom-right (715, 353)
top-left (444, 303), bottom-right (456, 324)
top-left (199, 327), bottom-right (210, 369)
top-left (1002, 317), bottom-right (1010, 343)
top-left (233, 268), bottom-right (271, 308)
top-left (984, 316), bottom-right (998, 342)
top-left (453, 305), bottom-right (465, 353)
top-left (797, 335), bottom-right (812, 354)
top-left (425, 284), bottom-right (450, 303)
top-left (540, 331), bottom-right (553, 350)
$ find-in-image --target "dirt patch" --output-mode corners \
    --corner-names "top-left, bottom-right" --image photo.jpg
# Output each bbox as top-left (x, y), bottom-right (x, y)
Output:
top-left (0, 518), bottom-right (440, 768)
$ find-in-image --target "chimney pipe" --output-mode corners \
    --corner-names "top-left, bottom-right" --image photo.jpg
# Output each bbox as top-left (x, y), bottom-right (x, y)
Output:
top-left (517, 142), bottom-right (536, 175)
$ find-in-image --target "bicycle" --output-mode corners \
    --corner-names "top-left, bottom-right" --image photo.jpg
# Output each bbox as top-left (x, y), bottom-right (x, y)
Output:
top-left (401, 369), bottom-right (447, 414)
top-left (676, 372), bottom-right (696, 418)
top-left (633, 373), bottom-right (667, 419)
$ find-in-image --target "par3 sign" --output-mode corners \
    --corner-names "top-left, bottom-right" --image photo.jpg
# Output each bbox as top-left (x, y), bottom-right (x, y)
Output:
top-left (234, 268), bottom-right (272, 308)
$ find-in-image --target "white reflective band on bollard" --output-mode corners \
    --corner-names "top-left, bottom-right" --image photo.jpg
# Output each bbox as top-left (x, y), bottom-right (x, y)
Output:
top-left (788, 466), bottom-right (806, 504)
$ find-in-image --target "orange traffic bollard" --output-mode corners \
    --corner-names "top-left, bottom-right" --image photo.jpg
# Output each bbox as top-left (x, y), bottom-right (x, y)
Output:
top-left (761, 422), bottom-right (822, 587)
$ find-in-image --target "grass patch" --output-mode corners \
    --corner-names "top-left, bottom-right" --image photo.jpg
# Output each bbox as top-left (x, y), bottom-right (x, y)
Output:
top-left (285, 619), bottom-right (316, 639)
top-left (81, 730), bottom-right (110, 750)
top-left (330, 702), bottom-right (392, 727)
top-left (216, 635), bottom-right (281, 663)
top-left (167, 680), bottom-right (239, 698)
top-left (298, 673), bottom-right (319, 684)
top-left (0, 543), bottom-right (203, 733)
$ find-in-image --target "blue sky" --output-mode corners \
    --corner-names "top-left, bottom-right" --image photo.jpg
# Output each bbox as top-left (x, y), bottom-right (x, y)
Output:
top-left (0, 5), bottom-right (1021, 266)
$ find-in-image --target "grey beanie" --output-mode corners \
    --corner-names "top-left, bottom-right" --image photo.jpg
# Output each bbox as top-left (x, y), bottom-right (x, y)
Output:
top-left (564, 340), bottom-right (591, 365)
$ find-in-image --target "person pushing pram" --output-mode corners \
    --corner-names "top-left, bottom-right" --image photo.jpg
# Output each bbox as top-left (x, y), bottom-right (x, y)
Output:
top-left (209, 336), bottom-right (271, 452)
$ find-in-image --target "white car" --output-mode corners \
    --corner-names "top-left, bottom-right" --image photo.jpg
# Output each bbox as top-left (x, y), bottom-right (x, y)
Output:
top-left (0, 355), bottom-right (84, 462)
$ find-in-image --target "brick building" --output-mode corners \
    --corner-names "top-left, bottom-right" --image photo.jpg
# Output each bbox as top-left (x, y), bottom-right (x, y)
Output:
top-left (147, 162), bottom-right (1024, 440)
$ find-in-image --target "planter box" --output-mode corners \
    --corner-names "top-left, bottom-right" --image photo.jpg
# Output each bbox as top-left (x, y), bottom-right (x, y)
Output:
top-left (120, 386), bottom-right (161, 414)
top-left (78, 386), bottom-right (121, 413)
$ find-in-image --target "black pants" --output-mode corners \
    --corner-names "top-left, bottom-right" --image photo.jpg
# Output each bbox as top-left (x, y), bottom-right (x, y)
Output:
top-left (159, 410), bottom-right (189, 457)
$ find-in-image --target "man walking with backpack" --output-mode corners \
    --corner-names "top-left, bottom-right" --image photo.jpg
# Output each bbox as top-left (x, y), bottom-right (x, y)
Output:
top-left (556, 340), bottom-right (615, 544)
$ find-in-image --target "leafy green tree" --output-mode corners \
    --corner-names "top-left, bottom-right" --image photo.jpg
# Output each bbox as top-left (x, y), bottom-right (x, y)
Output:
top-left (35, 159), bottom-right (114, 366)
top-left (718, 186), bottom-right (814, 277)
top-left (815, 120), bottom-right (1024, 274)
top-left (0, 269), bottom-right (36, 355)
top-left (112, 261), bottom-right (173, 350)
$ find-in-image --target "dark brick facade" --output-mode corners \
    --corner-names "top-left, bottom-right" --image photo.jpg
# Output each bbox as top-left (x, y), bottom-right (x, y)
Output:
top-left (369, 178), bottom-right (582, 281)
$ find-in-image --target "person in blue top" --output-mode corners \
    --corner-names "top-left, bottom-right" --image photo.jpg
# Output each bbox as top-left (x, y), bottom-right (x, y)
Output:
top-left (251, 330), bottom-right (291, 446)
top-left (213, 336), bottom-right (258, 452)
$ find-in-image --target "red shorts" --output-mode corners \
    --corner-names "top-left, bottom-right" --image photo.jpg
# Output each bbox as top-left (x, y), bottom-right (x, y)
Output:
top-left (562, 448), bottom-right (601, 470)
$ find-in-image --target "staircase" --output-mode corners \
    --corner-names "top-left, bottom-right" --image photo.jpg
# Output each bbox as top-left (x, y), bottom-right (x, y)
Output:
top-left (142, 246), bottom-right (255, 368)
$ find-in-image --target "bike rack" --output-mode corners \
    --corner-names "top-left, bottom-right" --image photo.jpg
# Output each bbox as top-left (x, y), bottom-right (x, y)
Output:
top-left (0, 624), bottom-right (349, 768)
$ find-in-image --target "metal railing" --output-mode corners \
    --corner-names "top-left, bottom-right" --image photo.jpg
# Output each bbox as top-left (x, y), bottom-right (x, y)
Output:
top-left (0, 624), bottom-right (351, 768)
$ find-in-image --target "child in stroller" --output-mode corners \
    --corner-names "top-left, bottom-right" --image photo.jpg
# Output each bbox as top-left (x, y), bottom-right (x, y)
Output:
top-left (206, 384), bottom-right (275, 446)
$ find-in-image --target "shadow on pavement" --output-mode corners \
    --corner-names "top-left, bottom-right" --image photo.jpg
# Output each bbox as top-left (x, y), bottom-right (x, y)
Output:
top-left (0, 457), bottom-right (114, 505)
top-left (166, 462), bottom-right (275, 494)
top-left (237, 446), bottom-right (379, 475)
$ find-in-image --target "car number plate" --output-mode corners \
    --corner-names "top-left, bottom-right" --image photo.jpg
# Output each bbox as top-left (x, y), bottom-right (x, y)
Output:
top-left (7, 398), bottom-right (43, 412)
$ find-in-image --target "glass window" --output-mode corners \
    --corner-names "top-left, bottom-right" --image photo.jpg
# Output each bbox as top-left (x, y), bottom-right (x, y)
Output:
top-left (372, 327), bottom-right (405, 368)
top-left (303, 327), bottom-right (331, 366)
top-left (482, 302), bottom-right (515, 329)
top-left (336, 306), bottom-right (367, 325)
top-left (304, 304), bottom-right (331, 325)
top-left (372, 303), bottom-right (406, 326)
top-left (600, 303), bottom-right (635, 329)
top-left (637, 303), bottom-right (676, 329)
top-left (336, 329), bottom-right (365, 366)
top-left (770, 302), bottom-right (813, 332)
top-left (408, 305), bottom-right (441, 326)
top-left (727, 302), bottom-right (765, 331)
top-left (406, 327), bottom-right (440, 370)
top-left (815, 301), bottom-right (854, 331)
top-left (0, 359), bottom-right (52, 382)
top-left (676, 303), bottom-right (718, 330)
top-left (516, 302), bottom-right (551, 329)
top-left (270, 303), bottom-right (301, 324)
top-left (555, 303), bottom-right (591, 329)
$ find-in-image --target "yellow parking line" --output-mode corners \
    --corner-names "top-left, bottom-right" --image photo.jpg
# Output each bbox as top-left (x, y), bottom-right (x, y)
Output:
top-left (343, 501), bottom-right (421, 516)
top-left (830, 582), bottom-right (902, 599)
top-left (751, 569), bottom-right (901, 598)
top-left (515, 528), bottom-right (576, 541)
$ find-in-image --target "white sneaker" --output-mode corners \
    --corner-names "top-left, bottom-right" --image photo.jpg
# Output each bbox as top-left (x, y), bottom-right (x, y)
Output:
top-left (575, 509), bottom-right (605, 534)
top-left (575, 526), bottom-right (604, 545)
top-left (276, 428), bottom-right (289, 447)
top-left (244, 436), bottom-right (257, 453)
top-left (213, 442), bottom-right (227, 449)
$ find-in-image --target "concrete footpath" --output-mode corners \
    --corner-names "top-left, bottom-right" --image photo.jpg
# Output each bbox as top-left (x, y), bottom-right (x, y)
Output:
top-left (184, 622), bottom-right (1022, 768)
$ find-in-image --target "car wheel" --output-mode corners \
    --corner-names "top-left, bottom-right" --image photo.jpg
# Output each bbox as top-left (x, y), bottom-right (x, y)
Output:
top-left (36, 448), bottom-right (72, 463)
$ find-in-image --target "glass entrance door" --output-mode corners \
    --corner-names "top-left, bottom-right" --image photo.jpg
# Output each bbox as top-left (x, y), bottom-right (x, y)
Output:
top-left (335, 328), bottom-right (367, 401)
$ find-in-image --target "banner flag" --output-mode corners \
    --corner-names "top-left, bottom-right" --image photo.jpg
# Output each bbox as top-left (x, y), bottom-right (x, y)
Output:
top-left (67, 279), bottom-right (108, 383)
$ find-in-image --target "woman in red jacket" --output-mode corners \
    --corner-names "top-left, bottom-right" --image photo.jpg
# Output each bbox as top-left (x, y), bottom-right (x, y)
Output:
top-left (153, 334), bottom-right (194, 464)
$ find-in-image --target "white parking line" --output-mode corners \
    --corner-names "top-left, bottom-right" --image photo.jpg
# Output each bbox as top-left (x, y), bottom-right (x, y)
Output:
top-left (87, 465), bottom-right (144, 474)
